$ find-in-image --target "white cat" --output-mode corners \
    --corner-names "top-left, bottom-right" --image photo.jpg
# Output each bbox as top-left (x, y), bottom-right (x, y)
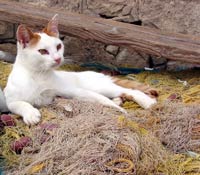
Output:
top-left (4, 15), bottom-right (157, 125)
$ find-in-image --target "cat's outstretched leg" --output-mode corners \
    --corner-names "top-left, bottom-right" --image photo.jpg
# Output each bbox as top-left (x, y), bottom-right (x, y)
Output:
top-left (7, 101), bottom-right (41, 125)
top-left (58, 88), bottom-right (126, 113)
top-left (71, 71), bottom-right (157, 109)
top-left (119, 89), bottom-right (157, 109)
top-left (97, 84), bottom-right (157, 109)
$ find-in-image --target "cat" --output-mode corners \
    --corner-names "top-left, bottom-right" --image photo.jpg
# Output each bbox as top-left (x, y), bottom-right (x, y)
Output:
top-left (4, 15), bottom-right (157, 125)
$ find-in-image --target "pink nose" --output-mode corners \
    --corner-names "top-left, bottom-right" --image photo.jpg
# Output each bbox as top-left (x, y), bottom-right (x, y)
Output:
top-left (54, 57), bottom-right (61, 64)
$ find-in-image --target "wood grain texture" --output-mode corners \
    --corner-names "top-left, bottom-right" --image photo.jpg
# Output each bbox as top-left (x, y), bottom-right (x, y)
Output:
top-left (0, 0), bottom-right (200, 64)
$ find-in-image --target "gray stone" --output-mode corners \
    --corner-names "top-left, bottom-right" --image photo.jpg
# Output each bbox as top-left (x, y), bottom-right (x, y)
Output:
top-left (139, 0), bottom-right (200, 35)
top-left (113, 15), bottom-right (135, 23)
top-left (130, 2), bottom-right (139, 20)
top-left (0, 51), bottom-right (15, 63)
top-left (0, 22), bottom-right (15, 39)
top-left (122, 6), bottom-right (132, 16)
top-left (87, 0), bottom-right (125, 17)
top-left (63, 35), bottom-right (115, 65)
top-left (0, 22), bottom-right (7, 35)
top-left (0, 43), bottom-right (17, 55)
top-left (0, 86), bottom-right (8, 112)
top-left (105, 45), bottom-right (119, 55)
top-left (167, 61), bottom-right (196, 71)
top-left (116, 48), bottom-right (129, 62)
top-left (151, 56), bottom-right (167, 66)
top-left (116, 48), bottom-right (148, 68)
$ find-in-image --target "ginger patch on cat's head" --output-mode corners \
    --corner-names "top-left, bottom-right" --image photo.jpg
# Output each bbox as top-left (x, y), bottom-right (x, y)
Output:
top-left (17, 25), bottom-right (41, 48)
top-left (17, 14), bottom-right (59, 49)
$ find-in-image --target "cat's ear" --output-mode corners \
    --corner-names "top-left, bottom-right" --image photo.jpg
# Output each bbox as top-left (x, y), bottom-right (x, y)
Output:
top-left (17, 25), bottom-right (35, 48)
top-left (43, 14), bottom-right (59, 38)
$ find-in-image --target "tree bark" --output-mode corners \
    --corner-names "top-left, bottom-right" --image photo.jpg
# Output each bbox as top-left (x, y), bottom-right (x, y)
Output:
top-left (0, 0), bottom-right (200, 64)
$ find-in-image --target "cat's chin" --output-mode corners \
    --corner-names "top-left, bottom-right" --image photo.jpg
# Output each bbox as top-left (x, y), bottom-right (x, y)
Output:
top-left (51, 63), bottom-right (61, 69)
top-left (41, 64), bottom-right (60, 71)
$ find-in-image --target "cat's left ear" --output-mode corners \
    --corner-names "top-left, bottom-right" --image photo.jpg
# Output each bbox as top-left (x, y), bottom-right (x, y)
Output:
top-left (43, 14), bottom-right (59, 38)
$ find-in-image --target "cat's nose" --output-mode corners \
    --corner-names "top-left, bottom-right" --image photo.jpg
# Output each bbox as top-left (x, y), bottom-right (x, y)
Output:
top-left (54, 57), bottom-right (61, 64)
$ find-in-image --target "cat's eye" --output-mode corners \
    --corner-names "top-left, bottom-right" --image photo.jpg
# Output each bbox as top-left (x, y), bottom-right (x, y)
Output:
top-left (57, 44), bottom-right (62, 51)
top-left (38, 49), bottom-right (49, 55)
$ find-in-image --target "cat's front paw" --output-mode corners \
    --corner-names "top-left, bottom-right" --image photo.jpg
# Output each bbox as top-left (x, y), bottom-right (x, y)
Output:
top-left (23, 107), bottom-right (41, 125)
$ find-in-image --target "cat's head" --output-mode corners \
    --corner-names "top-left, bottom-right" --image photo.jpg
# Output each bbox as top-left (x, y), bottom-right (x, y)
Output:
top-left (16, 15), bottom-right (64, 71)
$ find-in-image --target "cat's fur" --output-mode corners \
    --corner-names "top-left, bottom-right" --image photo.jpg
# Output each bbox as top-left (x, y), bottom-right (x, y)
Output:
top-left (4, 15), bottom-right (157, 125)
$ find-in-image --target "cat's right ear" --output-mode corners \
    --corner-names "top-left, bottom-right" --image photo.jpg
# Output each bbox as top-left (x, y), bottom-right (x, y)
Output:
top-left (17, 25), bottom-right (34, 48)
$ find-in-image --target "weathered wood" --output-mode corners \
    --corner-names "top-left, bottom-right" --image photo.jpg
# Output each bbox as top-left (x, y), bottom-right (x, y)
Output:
top-left (0, 0), bottom-right (200, 64)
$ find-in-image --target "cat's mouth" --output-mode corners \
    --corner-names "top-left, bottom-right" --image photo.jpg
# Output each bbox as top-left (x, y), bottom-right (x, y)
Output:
top-left (52, 61), bottom-right (62, 68)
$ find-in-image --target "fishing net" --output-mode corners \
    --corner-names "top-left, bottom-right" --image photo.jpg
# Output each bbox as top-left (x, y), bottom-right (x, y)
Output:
top-left (131, 102), bottom-right (200, 152)
top-left (4, 99), bottom-right (168, 175)
top-left (0, 60), bottom-right (200, 175)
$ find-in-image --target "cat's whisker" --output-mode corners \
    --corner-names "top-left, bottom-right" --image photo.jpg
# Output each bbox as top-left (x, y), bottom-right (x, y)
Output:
top-left (63, 58), bottom-right (80, 64)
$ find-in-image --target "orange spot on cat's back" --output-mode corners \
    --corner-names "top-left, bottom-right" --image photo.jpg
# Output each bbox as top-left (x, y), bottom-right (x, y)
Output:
top-left (113, 78), bottom-right (137, 89)
top-left (112, 77), bottom-right (158, 98)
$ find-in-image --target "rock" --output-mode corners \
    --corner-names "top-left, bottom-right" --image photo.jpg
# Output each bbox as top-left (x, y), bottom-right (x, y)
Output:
top-left (87, 0), bottom-right (125, 17)
top-left (19, 0), bottom-right (85, 12)
top-left (0, 22), bottom-right (16, 56)
top-left (0, 51), bottom-right (16, 63)
top-left (130, 2), bottom-right (139, 21)
top-left (0, 44), bottom-right (17, 55)
top-left (116, 48), bottom-right (149, 68)
top-left (139, 0), bottom-right (200, 35)
top-left (116, 48), bottom-right (129, 62)
top-left (0, 22), bottom-right (7, 35)
top-left (112, 15), bottom-right (136, 23)
top-left (167, 61), bottom-right (197, 71)
top-left (0, 22), bottom-right (15, 39)
top-left (19, 0), bottom-right (51, 7)
top-left (122, 6), bottom-right (132, 16)
top-left (82, 9), bottom-right (100, 17)
top-left (105, 45), bottom-right (119, 55)
top-left (151, 56), bottom-right (167, 66)
top-left (0, 86), bottom-right (8, 113)
top-left (63, 36), bottom-right (115, 65)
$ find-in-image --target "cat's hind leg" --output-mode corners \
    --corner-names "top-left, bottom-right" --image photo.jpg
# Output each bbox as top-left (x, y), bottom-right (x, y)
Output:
top-left (119, 89), bottom-right (157, 109)
top-left (112, 77), bottom-right (158, 98)
top-left (97, 83), bottom-right (157, 109)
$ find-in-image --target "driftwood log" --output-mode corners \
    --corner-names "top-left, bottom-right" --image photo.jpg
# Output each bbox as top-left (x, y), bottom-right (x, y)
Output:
top-left (0, 0), bottom-right (200, 64)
